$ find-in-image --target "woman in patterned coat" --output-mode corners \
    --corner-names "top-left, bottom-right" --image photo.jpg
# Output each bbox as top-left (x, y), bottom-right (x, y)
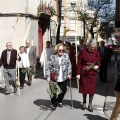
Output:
top-left (76, 39), bottom-right (101, 112)
top-left (46, 43), bottom-right (72, 110)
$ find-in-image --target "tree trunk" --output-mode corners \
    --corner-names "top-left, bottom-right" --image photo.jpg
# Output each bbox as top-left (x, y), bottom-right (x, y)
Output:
top-left (56, 25), bottom-right (61, 44)
top-left (90, 28), bottom-right (94, 38)
top-left (56, 0), bottom-right (62, 44)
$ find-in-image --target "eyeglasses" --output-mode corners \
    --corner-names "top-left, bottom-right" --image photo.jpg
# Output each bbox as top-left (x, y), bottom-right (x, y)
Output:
top-left (58, 49), bottom-right (64, 52)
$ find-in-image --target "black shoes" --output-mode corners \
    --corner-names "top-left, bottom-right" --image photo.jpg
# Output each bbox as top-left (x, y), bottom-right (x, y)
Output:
top-left (58, 103), bottom-right (63, 107)
top-left (81, 104), bottom-right (93, 112)
top-left (88, 106), bottom-right (93, 112)
top-left (50, 102), bottom-right (63, 110)
top-left (14, 87), bottom-right (17, 93)
top-left (5, 93), bottom-right (10, 95)
top-left (20, 85), bottom-right (24, 89)
top-left (20, 86), bottom-right (23, 89)
top-left (28, 82), bottom-right (31, 86)
top-left (82, 103), bottom-right (86, 110)
top-left (50, 105), bottom-right (57, 111)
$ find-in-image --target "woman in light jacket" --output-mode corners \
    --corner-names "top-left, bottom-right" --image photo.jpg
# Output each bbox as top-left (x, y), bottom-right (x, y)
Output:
top-left (19, 46), bottom-right (30, 89)
top-left (46, 43), bottom-right (72, 110)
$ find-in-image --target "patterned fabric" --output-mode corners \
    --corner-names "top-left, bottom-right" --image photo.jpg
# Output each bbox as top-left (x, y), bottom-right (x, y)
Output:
top-left (45, 53), bottom-right (72, 81)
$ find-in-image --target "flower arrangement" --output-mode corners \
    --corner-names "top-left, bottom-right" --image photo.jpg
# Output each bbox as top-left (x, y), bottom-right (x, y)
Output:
top-left (47, 81), bottom-right (62, 98)
top-left (37, 3), bottom-right (56, 16)
top-left (83, 62), bottom-right (98, 71)
top-left (37, 3), bottom-right (46, 16)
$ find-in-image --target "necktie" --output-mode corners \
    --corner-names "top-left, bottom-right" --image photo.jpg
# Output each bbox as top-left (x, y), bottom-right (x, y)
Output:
top-left (101, 47), bottom-right (104, 59)
top-left (7, 51), bottom-right (11, 64)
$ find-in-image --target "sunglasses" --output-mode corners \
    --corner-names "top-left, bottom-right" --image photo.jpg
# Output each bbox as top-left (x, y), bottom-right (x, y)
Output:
top-left (58, 49), bottom-right (64, 52)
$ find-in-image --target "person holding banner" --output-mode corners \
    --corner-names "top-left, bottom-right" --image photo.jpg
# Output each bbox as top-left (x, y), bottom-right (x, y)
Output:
top-left (1, 42), bottom-right (18, 95)
top-left (76, 39), bottom-right (101, 112)
top-left (45, 43), bottom-right (72, 110)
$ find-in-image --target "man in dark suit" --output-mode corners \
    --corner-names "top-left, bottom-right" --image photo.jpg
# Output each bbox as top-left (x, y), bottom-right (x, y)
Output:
top-left (25, 40), bottom-right (36, 86)
top-left (1, 42), bottom-right (18, 95)
top-left (77, 39), bottom-right (84, 53)
top-left (97, 41), bottom-right (110, 83)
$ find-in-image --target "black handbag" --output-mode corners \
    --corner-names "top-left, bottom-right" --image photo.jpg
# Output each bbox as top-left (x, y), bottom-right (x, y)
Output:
top-left (50, 72), bottom-right (58, 81)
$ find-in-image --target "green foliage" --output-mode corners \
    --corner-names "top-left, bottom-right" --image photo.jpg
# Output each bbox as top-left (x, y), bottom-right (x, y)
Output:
top-left (37, 3), bottom-right (45, 15)
top-left (83, 62), bottom-right (97, 71)
top-left (50, 8), bottom-right (56, 16)
top-left (99, 23), bottom-right (114, 39)
top-left (47, 81), bottom-right (62, 98)
top-left (22, 67), bottom-right (36, 75)
top-left (77, 0), bottom-right (115, 38)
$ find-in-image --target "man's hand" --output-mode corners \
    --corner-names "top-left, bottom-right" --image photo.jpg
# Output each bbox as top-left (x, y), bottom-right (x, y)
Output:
top-left (93, 65), bottom-right (98, 70)
top-left (67, 75), bottom-right (71, 80)
top-left (40, 62), bottom-right (43, 67)
top-left (76, 75), bottom-right (80, 80)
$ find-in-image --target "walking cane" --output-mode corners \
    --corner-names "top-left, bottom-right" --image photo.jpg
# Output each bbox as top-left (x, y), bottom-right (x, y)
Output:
top-left (77, 78), bottom-right (79, 90)
top-left (70, 78), bottom-right (73, 109)
top-left (14, 14), bottom-right (20, 96)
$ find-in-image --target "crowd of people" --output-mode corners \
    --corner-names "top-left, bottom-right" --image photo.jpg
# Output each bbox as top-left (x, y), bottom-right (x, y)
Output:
top-left (0, 40), bottom-right (36, 95)
top-left (41, 38), bottom-right (120, 120)
top-left (0, 38), bottom-right (120, 120)
top-left (42, 39), bottom-right (105, 109)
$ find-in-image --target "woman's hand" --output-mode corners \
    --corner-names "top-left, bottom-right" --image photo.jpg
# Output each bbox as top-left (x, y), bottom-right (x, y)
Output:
top-left (76, 75), bottom-right (80, 80)
top-left (93, 65), bottom-right (98, 70)
top-left (47, 78), bottom-right (50, 82)
top-left (67, 75), bottom-right (71, 79)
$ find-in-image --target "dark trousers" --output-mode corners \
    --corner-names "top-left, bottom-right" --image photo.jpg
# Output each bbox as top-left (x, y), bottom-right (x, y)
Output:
top-left (19, 68), bottom-right (26, 87)
top-left (99, 60), bottom-right (108, 82)
top-left (51, 80), bottom-right (67, 107)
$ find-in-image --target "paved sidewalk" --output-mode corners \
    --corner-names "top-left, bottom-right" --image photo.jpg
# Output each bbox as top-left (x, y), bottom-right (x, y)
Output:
top-left (0, 59), bottom-right (118, 120)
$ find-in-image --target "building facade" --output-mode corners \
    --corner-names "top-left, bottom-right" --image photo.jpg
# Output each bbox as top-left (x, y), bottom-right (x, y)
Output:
top-left (59, 0), bottom-right (88, 43)
top-left (0, 0), bottom-right (38, 55)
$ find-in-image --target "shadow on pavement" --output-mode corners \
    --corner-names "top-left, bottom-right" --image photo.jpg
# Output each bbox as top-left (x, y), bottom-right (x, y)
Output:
top-left (0, 87), bottom-right (5, 94)
top-left (63, 99), bottom-right (82, 109)
top-left (84, 114), bottom-right (108, 120)
top-left (33, 99), bottom-right (82, 109)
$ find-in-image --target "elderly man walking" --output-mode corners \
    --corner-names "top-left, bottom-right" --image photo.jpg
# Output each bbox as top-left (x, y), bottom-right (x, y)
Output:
top-left (25, 40), bottom-right (36, 86)
top-left (1, 42), bottom-right (18, 95)
top-left (40, 41), bottom-right (54, 77)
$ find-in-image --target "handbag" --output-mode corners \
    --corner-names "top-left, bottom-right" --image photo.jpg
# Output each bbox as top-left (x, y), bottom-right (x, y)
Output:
top-left (50, 72), bottom-right (58, 81)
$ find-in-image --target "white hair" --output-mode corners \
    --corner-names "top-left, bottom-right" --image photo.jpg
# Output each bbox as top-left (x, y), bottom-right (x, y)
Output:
top-left (6, 42), bottom-right (12, 46)
top-left (87, 38), bottom-right (96, 46)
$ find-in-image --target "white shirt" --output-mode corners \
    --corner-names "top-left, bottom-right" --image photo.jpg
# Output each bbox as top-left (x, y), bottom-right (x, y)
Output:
top-left (40, 47), bottom-right (54, 77)
top-left (57, 56), bottom-right (64, 82)
top-left (26, 47), bottom-right (30, 55)
top-left (19, 52), bottom-right (30, 68)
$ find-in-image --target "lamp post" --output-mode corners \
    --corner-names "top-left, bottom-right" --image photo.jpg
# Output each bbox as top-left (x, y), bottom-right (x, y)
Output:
top-left (64, 26), bottom-right (66, 43)
top-left (56, 0), bottom-right (62, 44)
